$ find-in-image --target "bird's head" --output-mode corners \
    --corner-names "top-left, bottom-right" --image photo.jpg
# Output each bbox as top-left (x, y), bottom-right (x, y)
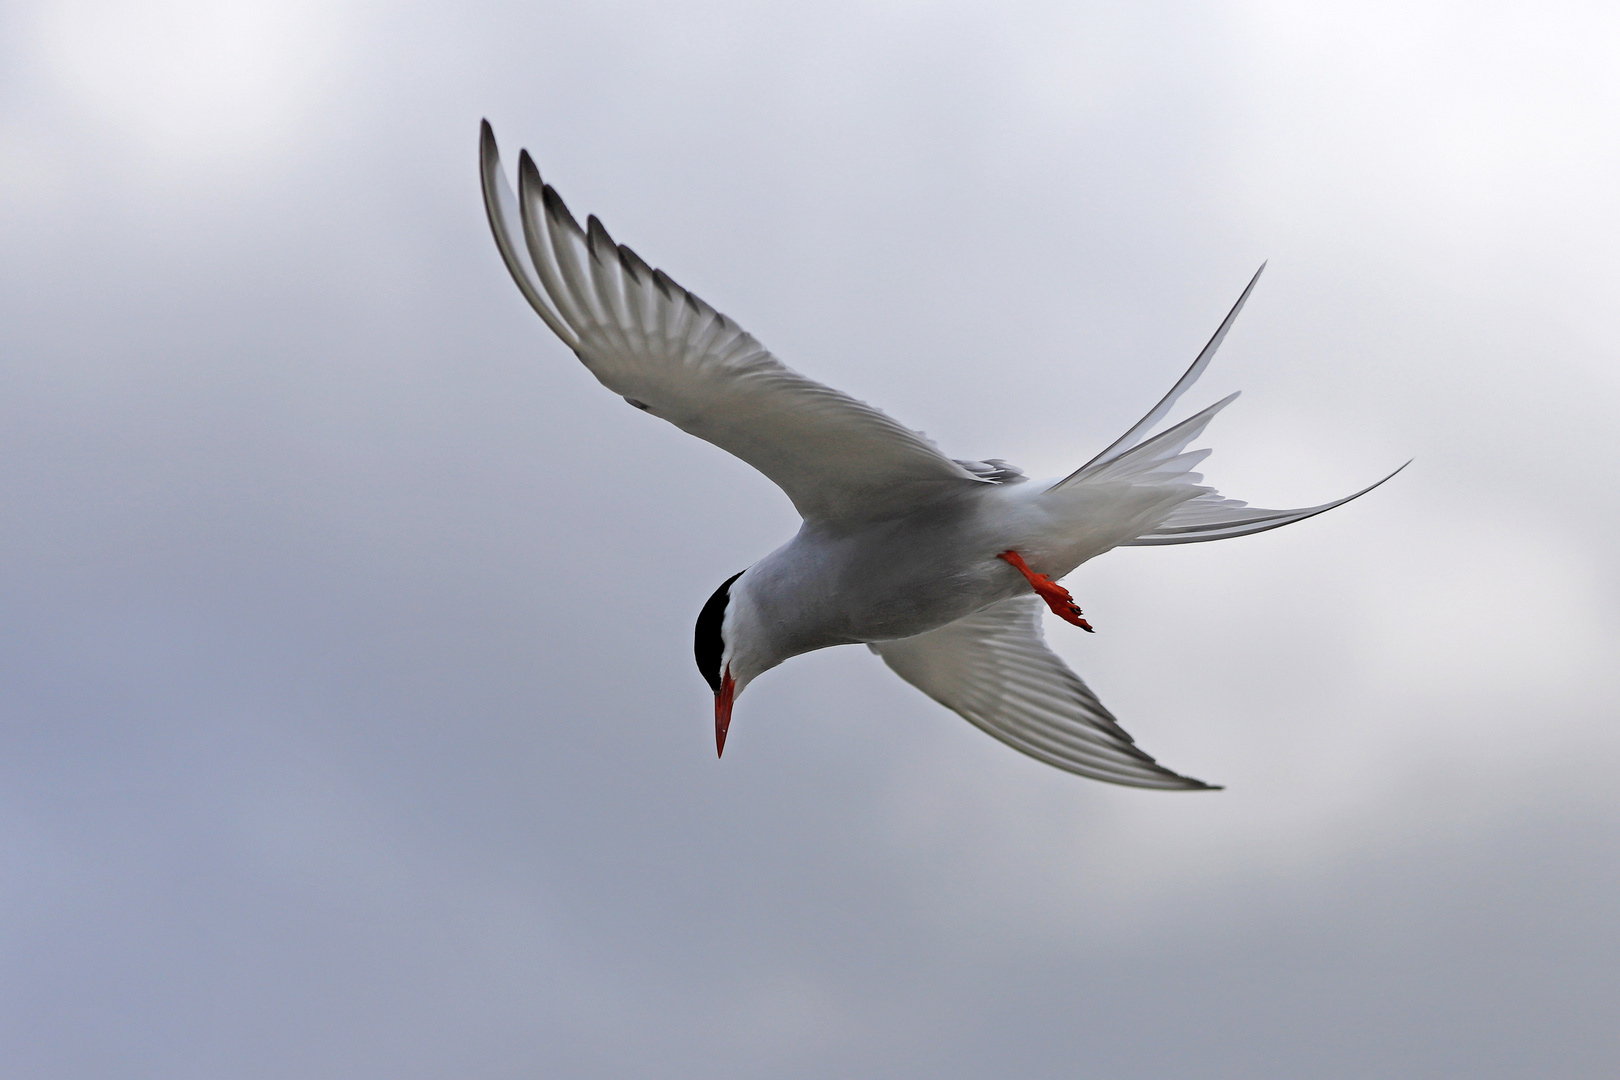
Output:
top-left (693, 569), bottom-right (757, 757)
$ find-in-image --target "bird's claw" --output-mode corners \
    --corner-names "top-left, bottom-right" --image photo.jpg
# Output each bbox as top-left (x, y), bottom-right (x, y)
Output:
top-left (998, 550), bottom-right (1095, 632)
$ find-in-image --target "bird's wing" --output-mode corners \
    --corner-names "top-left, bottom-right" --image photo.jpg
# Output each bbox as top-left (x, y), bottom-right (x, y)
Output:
top-left (869, 596), bottom-right (1218, 790)
top-left (479, 122), bottom-right (983, 523)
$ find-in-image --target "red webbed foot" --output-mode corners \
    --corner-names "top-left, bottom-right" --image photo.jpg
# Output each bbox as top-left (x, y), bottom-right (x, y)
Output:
top-left (998, 551), bottom-right (1095, 632)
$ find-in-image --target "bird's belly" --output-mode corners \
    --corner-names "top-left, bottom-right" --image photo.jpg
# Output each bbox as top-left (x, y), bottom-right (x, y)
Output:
top-left (749, 511), bottom-right (1028, 655)
top-left (833, 564), bottom-right (1012, 642)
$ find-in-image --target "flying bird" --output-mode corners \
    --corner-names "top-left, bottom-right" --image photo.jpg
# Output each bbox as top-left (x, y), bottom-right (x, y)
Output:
top-left (478, 121), bottom-right (1400, 791)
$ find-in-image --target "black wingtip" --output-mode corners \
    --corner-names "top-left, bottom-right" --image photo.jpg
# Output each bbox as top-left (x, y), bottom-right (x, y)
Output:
top-left (651, 268), bottom-right (678, 301)
top-left (586, 213), bottom-right (614, 245)
top-left (617, 243), bottom-right (647, 284)
top-left (479, 120), bottom-right (499, 167)
top-left (541, 182), bottom-right (581, 233)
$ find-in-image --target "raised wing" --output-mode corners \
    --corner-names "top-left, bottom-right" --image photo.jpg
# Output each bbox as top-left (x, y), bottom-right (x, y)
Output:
top-left (870, 596), bottom-right (1218, 790)
top-left (479, 122), bottom-right (982, 523)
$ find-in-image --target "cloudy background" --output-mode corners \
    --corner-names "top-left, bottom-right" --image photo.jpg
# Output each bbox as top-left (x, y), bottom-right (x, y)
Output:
top-left (2, 1), bottom-right (1617, 1076)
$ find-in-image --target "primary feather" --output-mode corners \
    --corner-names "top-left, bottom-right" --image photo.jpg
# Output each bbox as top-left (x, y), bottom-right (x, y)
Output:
top-left (872, 596), bottom-right (1216, 790)
top-left (481, 121), bottom-right (983, 524)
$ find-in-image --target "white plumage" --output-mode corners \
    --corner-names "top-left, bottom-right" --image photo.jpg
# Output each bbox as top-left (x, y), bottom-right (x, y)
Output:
top-left (479, 121), bottom-right (1401, 790)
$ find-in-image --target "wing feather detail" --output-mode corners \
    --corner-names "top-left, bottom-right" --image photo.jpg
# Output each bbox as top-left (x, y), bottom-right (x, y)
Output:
top-left (479, 127), bottom-right (578, 349)
top-left (480, 122), bottom-right (982, 523)
top-left (871, 596), bottom-right (1219, 791)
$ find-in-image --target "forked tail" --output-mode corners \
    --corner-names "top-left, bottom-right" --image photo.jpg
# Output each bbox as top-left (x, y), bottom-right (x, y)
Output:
top-left (1053, 265), bottom-right (1405, 547)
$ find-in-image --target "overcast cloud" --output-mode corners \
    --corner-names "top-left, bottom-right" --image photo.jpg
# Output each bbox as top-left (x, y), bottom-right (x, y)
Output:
top-left (1, 1), bottom-right (1617, 1076)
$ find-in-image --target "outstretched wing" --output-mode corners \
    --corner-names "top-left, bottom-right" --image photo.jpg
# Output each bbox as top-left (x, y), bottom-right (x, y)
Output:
top-left (480, 122), bottom-right (983, 523)
top-left (870, 596), bottom-right (1218, 790)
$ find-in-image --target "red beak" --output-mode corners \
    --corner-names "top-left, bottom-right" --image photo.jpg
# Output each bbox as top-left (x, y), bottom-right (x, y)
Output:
top-left (715, 668), bottom-right (736, 757)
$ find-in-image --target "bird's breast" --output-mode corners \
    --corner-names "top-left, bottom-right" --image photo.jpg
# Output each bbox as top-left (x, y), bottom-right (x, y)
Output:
top-left (742, 503), bottom-right (1031, 657)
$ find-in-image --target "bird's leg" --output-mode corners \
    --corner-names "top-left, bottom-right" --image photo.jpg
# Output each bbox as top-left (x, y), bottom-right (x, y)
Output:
top-left (998, 551), bottom-right (1094, 632)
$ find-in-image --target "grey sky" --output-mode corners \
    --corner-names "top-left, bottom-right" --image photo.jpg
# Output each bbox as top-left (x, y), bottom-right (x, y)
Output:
top-left (2, 1), bottom-right (1617, 1076)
